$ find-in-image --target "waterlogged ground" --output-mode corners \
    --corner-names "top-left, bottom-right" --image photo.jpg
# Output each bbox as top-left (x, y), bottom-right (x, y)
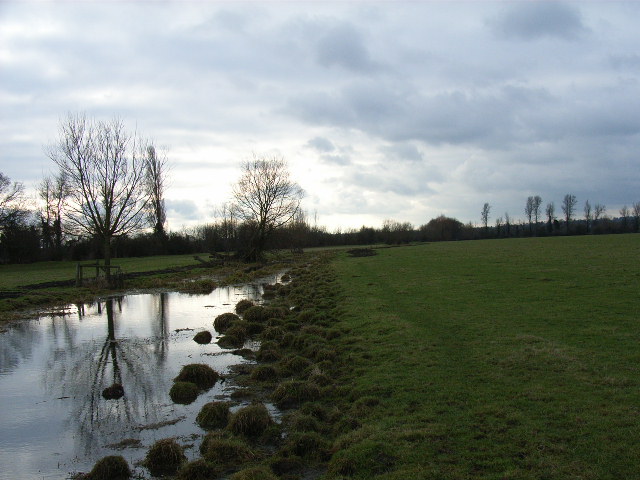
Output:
top-left (0, 276), bottom-right (280, 480)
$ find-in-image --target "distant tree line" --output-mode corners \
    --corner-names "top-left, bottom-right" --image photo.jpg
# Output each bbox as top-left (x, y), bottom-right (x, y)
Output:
top-left (1, 113), bottom-right (639, 265)
top-left (481, 194), bottom-right (640, 239)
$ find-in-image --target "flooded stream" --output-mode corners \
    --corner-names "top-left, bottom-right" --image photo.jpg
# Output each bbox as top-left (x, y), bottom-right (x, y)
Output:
top-left (0, 277), bottom-right (279, 479)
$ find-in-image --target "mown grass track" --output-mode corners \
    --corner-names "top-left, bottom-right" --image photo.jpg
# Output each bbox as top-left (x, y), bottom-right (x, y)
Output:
top-left (328, 235), bottom-right (640, 479)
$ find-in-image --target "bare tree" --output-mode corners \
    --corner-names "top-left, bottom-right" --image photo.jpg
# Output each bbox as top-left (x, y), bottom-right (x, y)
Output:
top-left (0, 172), bottom-right (27, 229)
top-left (48, 113), bottom-right (150, 281)
top-left (481, 203), bottom-right (491, 234)
top-left (216, 202), bottom-right (237, 255)
top-left (594, 203), bottom-right (606, 223)
top-left (532, 195), bottom-right (542, 235)
top-left (583, 200), bottom-right (592, 233)
top-left (525, 197), bottom-right (534, 234)
top-left (504, 212), bottom-right (511, 237)
top-left (619, 205), bottom-right (630, 232)
top-left (38, 171), bottom-right (69, 258)
top-left (561, 194), bottom-right (577, 233)
top-left (231, 154), bottom-right (304, 261)
top-left (495, 215), bottom-right (502, 237)
top-left (546, 202), bottom-right (555, 233)
top-left (144, 145), bottom-right (168, 238)
top-left (633, 202), bottom-right (640, 232)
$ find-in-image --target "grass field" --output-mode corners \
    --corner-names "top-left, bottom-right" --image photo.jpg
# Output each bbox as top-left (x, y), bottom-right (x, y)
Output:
top-left (329, 234), bottom-right (640, 479)
top-left (0, 253), bottom-right (209, 290)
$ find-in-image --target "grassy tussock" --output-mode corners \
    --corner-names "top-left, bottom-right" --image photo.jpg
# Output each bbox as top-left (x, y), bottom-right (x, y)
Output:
top-left (144, 438), bottom-right (186, 476)
top-left (228, 403), bottom-right (273, 437)
top-left (174, 363), bottom-right (219, 389)
top-left (196, 402), bottom-right (231, 430)
top-left (169, 381), bottom-right (199, 405)
top-left (84, 455), bottom-right (131, 480)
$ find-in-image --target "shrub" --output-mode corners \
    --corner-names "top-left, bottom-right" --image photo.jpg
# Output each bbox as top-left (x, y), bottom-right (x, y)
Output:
top-left (245, 322), bottom-right (264, 335)
top-left (327, 439), bottom-right (397, 478)
top-left (284, 432), bottom-right (329, 459)
top-left (228, 403), bottom-right (273, 437)
top-left (193, 331), bottom-right (212, 344)
top-left (256, 348), bottom-right (281, 362)
top-left (256, 340), bottom-right (281, 362)
top-left (235, 299), bottom-right (254, 315)
top-left (196, 402), bottom-right (231, 430)
top-left (144, 438), bottom-right (186, 476)
top-left (230, 466), bottom-right (278, 480)
top-left (102, 383), bottom-right (124, 400)
top-left (85, 455), bottom-right (130, 480)
top-left (242, 306), bottom-right (267, 323)
top-left (261, 326), bottom-right (285, 341)
top-left (217, 334), bottom-right (244, 349)
top-left (286, 412), bottom-right (323, 433)
top-left (278, 355), bottom-right (313, 377)
top-left (226, 322), bottom-right (249, 341)
top-left (174, 364), bottom-right (219, 389)
top-left (169, 381), bottom-right (199, 405)
top-left (202, 437), bottom-right (255, 467)
top-left (176, 459), bottom-right (219, 480)
top-left (264, 306), bottom-right (288, 319)
top-left (272, 380), bottom-right (321, 409)
top-left (269, 455), bottom-right (304, 476)
top-left (309, 372), bottom-right (332, 386)
top-left (249, 365), bottom-right (279, 382)
top-left (214, 312), bottom-right (240, 333)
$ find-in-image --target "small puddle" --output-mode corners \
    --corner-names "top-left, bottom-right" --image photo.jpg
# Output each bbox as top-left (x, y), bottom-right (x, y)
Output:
top-left (0, 275), bottom-right (281, 479)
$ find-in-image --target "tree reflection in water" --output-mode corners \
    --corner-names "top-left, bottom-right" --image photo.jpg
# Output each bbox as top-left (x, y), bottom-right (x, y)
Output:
top-left (44, 296), bottom-right (170, 457)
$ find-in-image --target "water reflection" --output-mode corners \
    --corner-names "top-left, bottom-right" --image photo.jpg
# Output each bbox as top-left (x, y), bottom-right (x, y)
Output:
top-left (43, 297), bottom-right (168, 457)
top-left (0, 278), bottom-right (275, 480)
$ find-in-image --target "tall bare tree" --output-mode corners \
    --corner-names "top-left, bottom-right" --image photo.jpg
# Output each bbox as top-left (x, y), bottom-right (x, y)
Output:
top-left (532, 195), bottom-right (542, 235)
top-left (144, 145), bottom-right (168, 237)
top-left (48, 113), bottom-right (150, 280)
top-left (583, 200), bottom-right (592, 233)
top-left (561, 194), bottom-right (577, 233)
top-left (633, 202), bottom-right (640, 232)
top-left (0, 172), bottom-right (27, 229)
top-left (525, 197), bottom-right (534, 234)
top-left (481, 202), bottom-right (491, 234)
top-left (619, 205), bottom-right (630, 232)
top-left (546, 201), bottom-right (555, 233)
top-left (38, 171), bottom-right (69, 259)
top-left (231, 154), bottom-right (304, 261)
top-left (594, 203), bottom-right (606, 223)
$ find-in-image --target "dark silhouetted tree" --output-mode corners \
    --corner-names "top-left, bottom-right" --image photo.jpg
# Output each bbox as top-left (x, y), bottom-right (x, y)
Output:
top-left (0, 172), bottom-right (27, 229)
top-left (633, 202), bottom-right (640, 232)
top-left (481, 202), bottom-right (491, 235)
top-left (231, 154), bottom-right (304, 261)
top-left (48, 113), bottom-right (150, 282)
top-left (619, 205), bottom-right (630, 232)
top-left (38, 172), bottom-right (69, 259)
top-left (561, 194), bottom-right (577, 233)
top-left (144, 145), bottom-right (168, 238)
top-left (545, 202), bottom-right (555, 233)
top-left (583, 200), bottom-right (592, 233)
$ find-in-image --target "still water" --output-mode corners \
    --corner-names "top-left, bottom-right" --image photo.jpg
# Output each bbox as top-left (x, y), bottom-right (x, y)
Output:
top-left (0, 278), bottom-right (277, 479)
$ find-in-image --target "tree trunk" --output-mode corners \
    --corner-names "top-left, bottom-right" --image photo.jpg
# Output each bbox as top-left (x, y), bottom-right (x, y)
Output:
top-left (104, 235), bottom-right (112, 285)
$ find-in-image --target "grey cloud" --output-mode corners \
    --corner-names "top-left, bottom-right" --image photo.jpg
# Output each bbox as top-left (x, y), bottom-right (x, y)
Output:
top-left (610, 54), bottom-right (640, 70)
top-left (166, 199), bottom-right (200, 220)
top-left (320, 154), bottom-right (350, 166)
top-left (380, 143), bottom-right (423, 163)
top-left (489, 2), bottom-right (587, 41)
top-left (316, 23), bottom-right (380, 73)
top-left (307, 136), bottom-right (335, 153)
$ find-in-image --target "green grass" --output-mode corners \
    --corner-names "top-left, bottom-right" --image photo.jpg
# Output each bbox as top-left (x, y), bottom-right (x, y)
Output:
top-left (330, 234), bottom-right (640, 479)
top-left (0, 253), bottom-right (208, 289)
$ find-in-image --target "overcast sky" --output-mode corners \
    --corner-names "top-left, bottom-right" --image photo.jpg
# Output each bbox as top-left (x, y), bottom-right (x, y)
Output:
top-left (1, 1), bottom-right (639, 231)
